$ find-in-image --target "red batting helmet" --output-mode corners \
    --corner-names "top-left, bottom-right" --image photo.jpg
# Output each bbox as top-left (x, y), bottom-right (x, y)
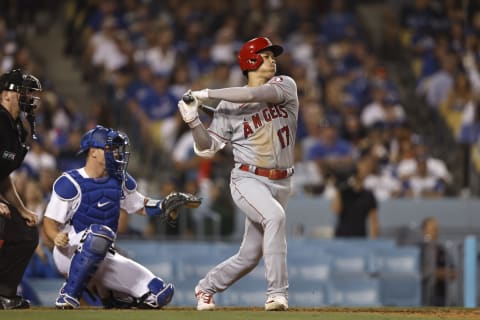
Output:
top-left (237, 37), bottom-right (283, 72)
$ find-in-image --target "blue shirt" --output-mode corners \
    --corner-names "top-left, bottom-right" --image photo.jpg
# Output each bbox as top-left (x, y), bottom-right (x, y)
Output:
top-left (137, 87), bottom-right (178, 120)
top-left (307, 138), bottom-right (353, 161)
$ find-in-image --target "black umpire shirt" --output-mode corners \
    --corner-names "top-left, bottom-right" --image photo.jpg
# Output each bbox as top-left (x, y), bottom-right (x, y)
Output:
top-left (0, 104), bottom-right (29, 181)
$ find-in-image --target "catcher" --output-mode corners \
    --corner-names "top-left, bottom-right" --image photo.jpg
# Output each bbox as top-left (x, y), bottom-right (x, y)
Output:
top-left (43, 125), bottom-right (201, 309)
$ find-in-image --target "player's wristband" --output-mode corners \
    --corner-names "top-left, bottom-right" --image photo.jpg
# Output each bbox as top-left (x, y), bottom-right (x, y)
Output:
top-left (145, 199), bottom-right (163, 217)
top-left (188, 117), bottom-right (202, 128)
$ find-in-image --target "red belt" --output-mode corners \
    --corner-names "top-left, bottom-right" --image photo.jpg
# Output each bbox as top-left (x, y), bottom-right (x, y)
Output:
top-left (238, 164), bottom-right (294, 180)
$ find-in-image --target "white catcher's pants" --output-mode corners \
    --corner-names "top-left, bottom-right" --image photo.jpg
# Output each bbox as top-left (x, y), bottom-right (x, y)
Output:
top-left (53, 230), bottom-right (157, 299)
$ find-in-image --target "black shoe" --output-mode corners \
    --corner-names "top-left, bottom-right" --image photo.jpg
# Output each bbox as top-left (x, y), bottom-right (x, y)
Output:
top-left (0, 296), bottom-right (30, 309)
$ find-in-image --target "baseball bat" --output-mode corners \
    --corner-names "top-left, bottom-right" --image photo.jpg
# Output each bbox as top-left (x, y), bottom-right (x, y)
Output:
top-left (182, 91), bottom-right (217, 113)
top-left (182, 92), bottom-right (195, 104)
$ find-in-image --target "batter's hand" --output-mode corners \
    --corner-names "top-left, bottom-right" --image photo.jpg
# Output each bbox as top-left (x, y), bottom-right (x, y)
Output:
top-left (191, 89), bottom-right (209, 102)
top-left (54, 232), bottom-right (69, 247)
top-left (178, 99), bottom-right (199, 123)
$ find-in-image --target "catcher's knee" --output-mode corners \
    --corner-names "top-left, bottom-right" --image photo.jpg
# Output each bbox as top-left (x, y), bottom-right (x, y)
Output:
top-left (142, 278), bottom-right (174, 309)
top-left (81, 224), bottom-right (116, 255)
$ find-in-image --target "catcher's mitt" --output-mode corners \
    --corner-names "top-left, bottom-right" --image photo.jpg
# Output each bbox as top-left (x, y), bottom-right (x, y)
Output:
top-left (161, 192), bottom-right (202, 226)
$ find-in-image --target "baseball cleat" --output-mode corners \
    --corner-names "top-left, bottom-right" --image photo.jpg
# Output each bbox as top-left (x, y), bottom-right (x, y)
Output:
top-left (0, 295), bottom-right (30, 309)
top-left (55, 293), bottom-right (80, 309)
top-left (195, 286), bottom-right (215, 311)
top-left (265, 296), bottom-right (288, 311)
top-left (55, 283), bottom-right (80, 309)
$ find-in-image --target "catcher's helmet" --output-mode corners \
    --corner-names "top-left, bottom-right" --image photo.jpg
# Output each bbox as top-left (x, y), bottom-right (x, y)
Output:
top-left (0, 69), bottom-right (42, 113)
top-left (237, 37), bottom-right (283, 72)
top-left (79, 125), bottom-right (130, 182)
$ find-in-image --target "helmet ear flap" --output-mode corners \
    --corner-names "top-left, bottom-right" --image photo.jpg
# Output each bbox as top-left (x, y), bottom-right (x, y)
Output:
top-left (243, 52), bottom-right (264, 71)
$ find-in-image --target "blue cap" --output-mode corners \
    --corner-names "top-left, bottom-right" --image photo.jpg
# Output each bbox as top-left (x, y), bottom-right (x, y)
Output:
top-left (78, 125), bottom-right (111, 155)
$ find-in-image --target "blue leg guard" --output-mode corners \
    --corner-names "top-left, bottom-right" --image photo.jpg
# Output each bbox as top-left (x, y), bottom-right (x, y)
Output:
top-left (142, 278), bottom-right (174, 309)
top-left (56, 224), bottom-right (116, 309)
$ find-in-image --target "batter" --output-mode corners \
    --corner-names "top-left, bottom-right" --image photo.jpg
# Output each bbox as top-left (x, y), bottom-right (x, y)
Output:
top-left (178, 37), bottom-right (299, 311)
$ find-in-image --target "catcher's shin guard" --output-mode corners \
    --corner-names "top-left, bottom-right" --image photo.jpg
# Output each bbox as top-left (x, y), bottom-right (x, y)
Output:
top-left (141, 278), bottom-right (174, 309)
top-left (56, 224), bottom-right (115, 308)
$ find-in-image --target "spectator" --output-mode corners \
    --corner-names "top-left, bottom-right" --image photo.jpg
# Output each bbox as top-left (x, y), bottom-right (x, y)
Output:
top-left (420, 217), bottom-right (456, 306)
top-left (319, 0), bottom-right (359, 43)
top-left (134, 27), bottom-right (176, 76)
top-left (441, 72), bottom-right (475, 140)
top-left (170, 64), bottom-right (192, 100)
top-left (332, 158), bottom-right (379, 238)
top-left (340, 113), bottom-right (368, 148)
top-left (397, 137), bottom-right (451, 184)
top-left (188, 40), bottom-right (216, 81)
top-left (459, 97), bottom-right (480, 144)
top-left (306, 119), bottom-right (357, 183)
top-left (128, 73), bottom-right (179, 152)
top-left (22, 140), bottom-right (56, 178)
top-left (210, 26), bottom-right (238, 65)
top-left (363, 152), bottom-right (402, 201)
top-left (361, 83), bottom-right (405, 129)
top-left (417, 53), bottom-right (457, 111)
top-left (85, 16), bottom-right (130, 80)
top-left (56, 129), bottom-right (86, 172)
top-left (403, 156), bottom-right (446, 198)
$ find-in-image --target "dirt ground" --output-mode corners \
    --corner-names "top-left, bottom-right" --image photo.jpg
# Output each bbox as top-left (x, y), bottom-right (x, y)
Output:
top-left (289, 307), bottom-right (480, 319)
top-left (217, 307), bottom-right (480, 319)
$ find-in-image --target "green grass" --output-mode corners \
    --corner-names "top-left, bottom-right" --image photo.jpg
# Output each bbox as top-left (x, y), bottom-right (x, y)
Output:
top-left (0, 308), bottom-right (479, 320)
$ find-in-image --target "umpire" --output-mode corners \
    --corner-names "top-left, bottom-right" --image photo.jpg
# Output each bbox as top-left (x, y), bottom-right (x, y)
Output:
top-left (0, 69), bottom-right (42, 309)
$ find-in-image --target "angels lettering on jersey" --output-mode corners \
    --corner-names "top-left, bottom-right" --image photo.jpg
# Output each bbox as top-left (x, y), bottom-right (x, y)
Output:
top-left (242, 104), bottom-right (289, 139)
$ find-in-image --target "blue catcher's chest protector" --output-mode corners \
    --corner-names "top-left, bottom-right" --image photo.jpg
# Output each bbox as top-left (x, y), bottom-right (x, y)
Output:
top-left (67, 170), bottom-right (123, 233)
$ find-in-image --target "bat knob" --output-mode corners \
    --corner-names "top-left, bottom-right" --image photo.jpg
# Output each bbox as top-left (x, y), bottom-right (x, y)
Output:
top-left (182, 93), bottom-right (195, 104)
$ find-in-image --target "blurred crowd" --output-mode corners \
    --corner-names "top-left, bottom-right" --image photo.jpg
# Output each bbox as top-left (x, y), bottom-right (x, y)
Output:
top-left (401, 0), bottom-right (480, 145)
top-left (61, 0), bottom-right (458, 203)
top-left (4, 0), bottom-right (480, 246)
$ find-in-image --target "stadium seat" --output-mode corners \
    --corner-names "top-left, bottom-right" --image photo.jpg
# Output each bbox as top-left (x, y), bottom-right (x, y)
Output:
top-left (372, 246), bottom-right (420, 274)
top-left (328, 249), bottom-right (370, 275)
top-left (222, 277), bottom-right (266, 307)
top-left (177, 255), bottom-right (217, 282)
top-left (288, 253), bottom-right (331, 281)
top-left (28, 278), bottom-right (65, 306)
top-left (289, 279), bottom-right (328, 307)
top-left (379, 272), bottom-right (422, 306)
top-left (326, 275), bottom-right (381, 306)
top-left (337, 238), bottom-right (396, 250)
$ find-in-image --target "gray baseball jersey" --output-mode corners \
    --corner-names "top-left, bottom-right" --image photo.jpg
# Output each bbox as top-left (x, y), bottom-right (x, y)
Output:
top-left (196, 75), bottom-right (299, 302)
top-left (207, 75), bottom-right (298, 169)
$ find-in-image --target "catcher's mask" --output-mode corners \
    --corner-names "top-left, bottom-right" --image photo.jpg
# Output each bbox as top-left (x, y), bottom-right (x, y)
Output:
top-left (0, 69), bottom-right (42, 114)
top-left (78, 125), bottom-right (130, 182)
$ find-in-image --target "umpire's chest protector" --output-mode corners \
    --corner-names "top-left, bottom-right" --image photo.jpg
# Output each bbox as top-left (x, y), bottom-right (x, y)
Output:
top-left (68, 170), bottom-right (122, 233)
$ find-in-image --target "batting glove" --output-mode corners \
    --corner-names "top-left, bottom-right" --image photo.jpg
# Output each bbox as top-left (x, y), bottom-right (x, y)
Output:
top-left (191, 89), bottom-right (210, 102)
top-left (178, 100), bottom-right (199, 123)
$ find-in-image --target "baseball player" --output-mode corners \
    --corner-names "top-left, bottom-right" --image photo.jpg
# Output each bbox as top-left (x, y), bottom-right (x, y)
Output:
top-left (42, 125), bottom-right (201, 309)
top-left (178, 37), bottom-right (298, 311)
